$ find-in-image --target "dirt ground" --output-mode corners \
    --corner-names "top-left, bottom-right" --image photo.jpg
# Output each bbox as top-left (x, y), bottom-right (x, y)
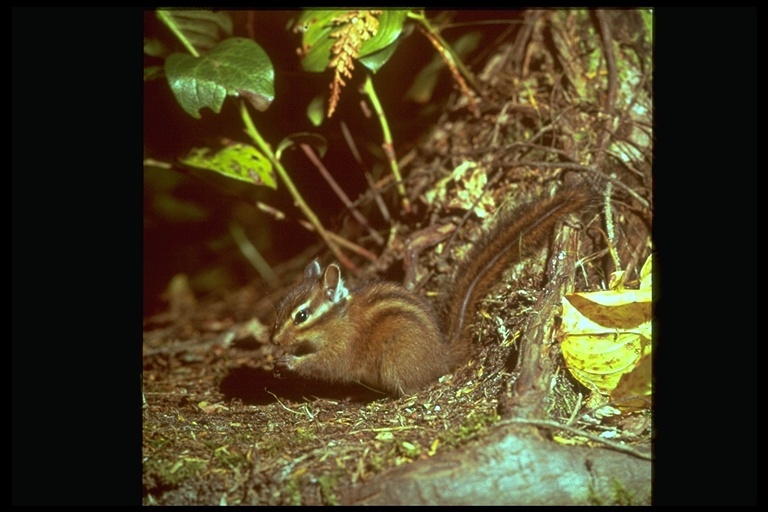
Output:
top-left (142, 262), bottom-right (652, 506)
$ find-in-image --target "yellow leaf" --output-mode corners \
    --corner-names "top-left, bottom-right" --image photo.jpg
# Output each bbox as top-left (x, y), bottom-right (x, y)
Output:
top-left (562, 331), bottom-right (651, 394)
top-left (429, 438), bottom-right (440, 456)
top-left (560, 259), bottom-right (653, 409)
top-left (553, 434), bottom-right (588, 446)
top-left (640, 253), bottom-right (653, 290)
top-left (441, 161), bottom-right (496, 218)
top-left (611, 352), bottom-right (653, 409)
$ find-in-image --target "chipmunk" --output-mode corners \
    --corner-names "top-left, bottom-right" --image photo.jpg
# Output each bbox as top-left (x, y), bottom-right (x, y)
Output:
top-left (270, 187), bottom-right (591, 396)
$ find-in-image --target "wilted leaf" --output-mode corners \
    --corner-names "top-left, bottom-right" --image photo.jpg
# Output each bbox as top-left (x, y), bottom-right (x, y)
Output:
top-left (425, 161), bottom-right (496, 218)
top-left (375, 431), bottom-right (395, 441)
top-left (165, 38), bottom-right (275, 118)
top-left (561, 330), bottom-right (651, 394)
top-left (611, 352), bottom-right (652, 408)
top-left (198, 401), bottom-right (228, 414)
top-left (181, 143), bottom-right (276, 189)
top-left (560, 254), bottom-right (653, 408)
top-left (639, 251), bottom-right (652, 289)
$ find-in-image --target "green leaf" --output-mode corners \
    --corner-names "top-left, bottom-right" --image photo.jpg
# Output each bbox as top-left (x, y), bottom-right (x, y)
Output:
top-left (180, 143), bottom-right (276, 189)
top-left (358, 41), bottom-right (400, 73)
top-left (298, 10), bottom-right (410, 73)
top-left (358, 10), bottom-right (409, 58)
top-left (165, 38), bottom-right (275, 118)
top-left (156, 9), bottom-right (233, 54)
top-left (144, 37), bottom-right (170, 58)
top-left (297, 10), bottom-right (344, 73)
top-left (306, 95), bottom-right (326, 126)
top-left (144, 65), bottom-right (164, 82)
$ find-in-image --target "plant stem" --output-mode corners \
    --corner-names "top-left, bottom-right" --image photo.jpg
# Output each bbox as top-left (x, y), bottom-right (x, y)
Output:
top-left (239, 101), bottom-right (354, 270)
top-left (156, 10), bottom-right (200, 58)
top-left (361, 74), bottom-right (411, 214)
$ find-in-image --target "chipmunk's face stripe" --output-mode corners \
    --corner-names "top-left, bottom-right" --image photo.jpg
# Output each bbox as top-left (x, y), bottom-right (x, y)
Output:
top-left (291, 299), bottom-right (313, 325)
top-left (291, 296), bottom-right (344, 330)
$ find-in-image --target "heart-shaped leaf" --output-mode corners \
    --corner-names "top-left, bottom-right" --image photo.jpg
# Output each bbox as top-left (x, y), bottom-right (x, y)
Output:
top-left (165, 38), bottom-right (275, 119)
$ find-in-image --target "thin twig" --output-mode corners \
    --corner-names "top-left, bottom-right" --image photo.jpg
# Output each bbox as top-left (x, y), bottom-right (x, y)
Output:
top-left (503, 161), bottom-right (650, 210)
top-left (499, 417), bottom-right (652, 460)
top-left (339, 120), bottom-right (392, 223)
top-left (255, 201), bottom-right (378, 263)
top-left (299, 143), bottom-right (384, 246)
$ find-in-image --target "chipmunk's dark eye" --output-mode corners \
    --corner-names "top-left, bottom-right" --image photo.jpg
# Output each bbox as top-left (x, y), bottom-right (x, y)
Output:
top-left (294, 308), bottom-right (310, 324)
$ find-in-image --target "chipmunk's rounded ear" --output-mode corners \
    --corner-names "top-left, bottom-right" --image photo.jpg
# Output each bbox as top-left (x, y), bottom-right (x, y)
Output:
top-left (324, 264), bottom-right (341, 289)
top-left (323, 264), bottom-right (348, 302)
top-left (305, 259), bottom-right (322, 279)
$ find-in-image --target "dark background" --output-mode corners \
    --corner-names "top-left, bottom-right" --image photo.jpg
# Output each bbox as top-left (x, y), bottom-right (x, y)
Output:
top-left (12, 7), bottom-right (756, 506)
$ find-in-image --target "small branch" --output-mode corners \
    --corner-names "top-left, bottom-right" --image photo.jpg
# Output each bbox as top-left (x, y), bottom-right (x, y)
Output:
top-left (593, 9), bottom-right (618, 170)
top-left (362, 171), bottom-right (392, 224)
top-left (255, 201), bottom-right (377, 264)
top-left (595, 10), bottom-right (618, 120)
top-left (602, 177), bottom-right (622, 271)
top-left (503, 208), bottom-right (581, 420)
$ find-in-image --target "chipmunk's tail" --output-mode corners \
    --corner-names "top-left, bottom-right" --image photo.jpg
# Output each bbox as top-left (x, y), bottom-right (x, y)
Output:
top-left (443, 187), bottom-right (592, 358)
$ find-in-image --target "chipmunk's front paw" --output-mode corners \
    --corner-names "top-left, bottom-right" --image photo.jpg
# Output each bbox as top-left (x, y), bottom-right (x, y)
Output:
top-left (279, 354), bottom-right (299, 368)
